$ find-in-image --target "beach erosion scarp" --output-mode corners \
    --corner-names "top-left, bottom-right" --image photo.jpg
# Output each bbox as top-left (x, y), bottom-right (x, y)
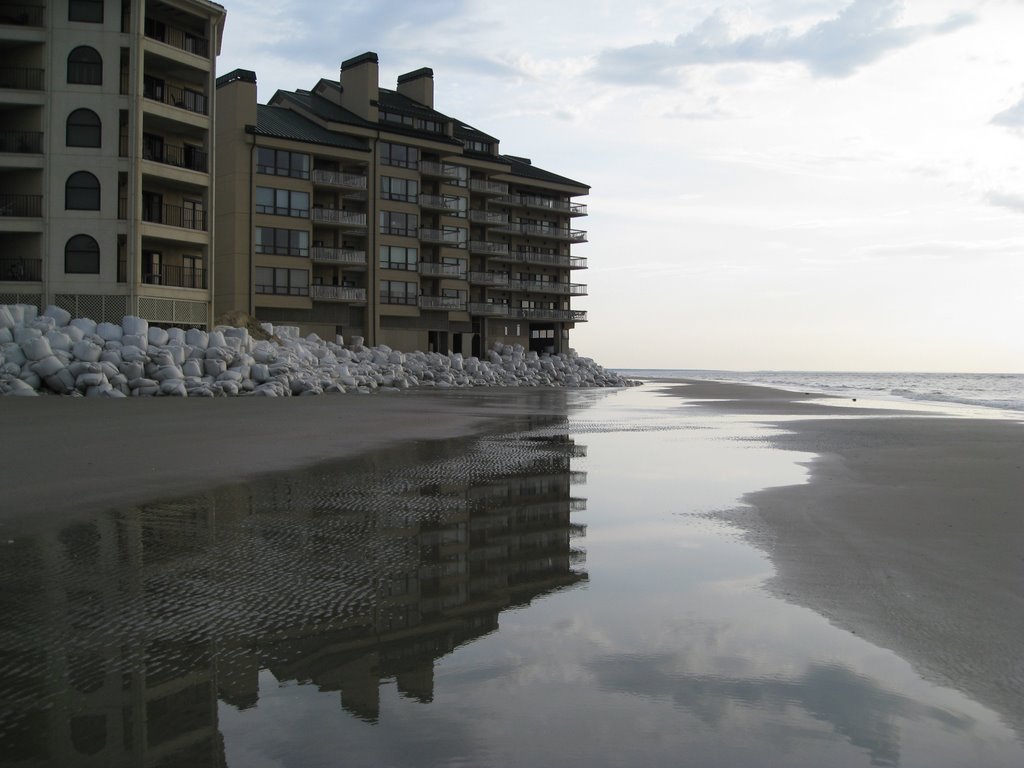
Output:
top-left (0, 303), bottom-right (636, 397)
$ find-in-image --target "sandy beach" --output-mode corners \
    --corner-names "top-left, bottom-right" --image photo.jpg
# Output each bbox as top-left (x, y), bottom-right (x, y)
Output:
top-left (662, 379), bottom-right (1024, 737)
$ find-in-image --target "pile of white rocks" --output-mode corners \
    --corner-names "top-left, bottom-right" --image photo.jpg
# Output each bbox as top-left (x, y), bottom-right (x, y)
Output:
top-left (0, 304), bottom-right (635, 397)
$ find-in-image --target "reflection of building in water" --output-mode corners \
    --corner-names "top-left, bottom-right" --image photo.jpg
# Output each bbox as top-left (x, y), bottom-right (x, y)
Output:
top-left (0, 427), bottom-right (586, 764)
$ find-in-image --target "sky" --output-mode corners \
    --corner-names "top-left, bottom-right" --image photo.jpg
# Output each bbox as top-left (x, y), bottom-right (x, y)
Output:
top-left (217, 0), bottom-right (1024, 372)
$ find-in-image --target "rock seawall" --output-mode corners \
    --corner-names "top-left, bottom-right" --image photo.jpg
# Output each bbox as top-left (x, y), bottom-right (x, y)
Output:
top-left (0, 304), bottom-right (635, 397)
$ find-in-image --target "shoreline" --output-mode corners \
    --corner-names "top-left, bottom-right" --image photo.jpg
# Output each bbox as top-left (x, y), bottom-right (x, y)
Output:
top-left (658, 378), bottom-right (1024, 738)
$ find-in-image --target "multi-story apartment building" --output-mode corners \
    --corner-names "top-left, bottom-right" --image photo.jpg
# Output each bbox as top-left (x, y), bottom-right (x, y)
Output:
top-left (0, 0), bottom-right (225, 328)
top-left (215, 52), bottom-right (588, 356)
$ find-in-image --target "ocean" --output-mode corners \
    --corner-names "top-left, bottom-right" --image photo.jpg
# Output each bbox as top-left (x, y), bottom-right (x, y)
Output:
top-left (616, 369), bottom-right (1024, 417)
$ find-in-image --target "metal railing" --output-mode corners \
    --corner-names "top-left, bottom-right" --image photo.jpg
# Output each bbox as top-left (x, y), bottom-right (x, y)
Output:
top-left (419, 228), bottom-right (466, 247)
top-left (311, 208), bottom-right (366, 227)
top-left (142, 264), bottom-right (207, 289)
top-left (0, 130), bottom-right (42, 153)
top-left (508, 280), bottom-right (588, 296)
top-left (468, 240), bottom-right (510, 256)
top-left (311, 285), bottom-right (366, 302)
top-left (468, 303), bottom-right (586, 322)
top-left (495, 222), bottom-right (588, 242)
top-left (419, 262), bottom-right (466, 278)
top-left (0, 193), bottom-right (42, 217)
top-left (145, 21), bottom-right (210, 58)
top-left (142, 202), bottom-right (207, 231)
top-left (310, 247), bottom-right (367, 266)
top-left (143, 142), bottom-right (208, 172)
top-left (0, 67), bottom-right (44, 91)
top-left (419, 161), bottom-right (462, 179)
top-left (143, 81), bottom-right (208, 116)
top-left (488, 250), bottom-right (587, 269)
top-left (469, 178), bottom-right (508, 196)
top-left (419, 295), bottom-right (466, 311)
top-left (1, 5), bottom-right (45, 26)
top-left (1, 258), bottom-right (42, 281)
top-left (500, 195), bottom-right (587, 215)
top-left (469, 271), bottom-right (510, 287)
top-left (419, 193), bottom-right (463, 213)
top-left (312, 169), bottom-right (367, 191)
top-left (469, 210), bottom-right (508, 226)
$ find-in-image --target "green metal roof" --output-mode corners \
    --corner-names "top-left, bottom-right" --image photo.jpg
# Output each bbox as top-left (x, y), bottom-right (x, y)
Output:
top-left (254, 105), bottom-right (370, 152)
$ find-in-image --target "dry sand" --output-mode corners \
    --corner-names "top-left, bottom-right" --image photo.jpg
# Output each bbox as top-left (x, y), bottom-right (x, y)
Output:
top-left (663, 379), bottom-right (1024, 737)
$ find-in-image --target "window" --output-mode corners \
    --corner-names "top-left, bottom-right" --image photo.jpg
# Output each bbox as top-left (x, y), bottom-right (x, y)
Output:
top-left (255, 187), bottom-right (309, 218)
top-left (67, 109), bottom-right (101, 147)
top-left (255, 227), bottom-right (309, 257)
top-left (380, 176), bottom-right (418, 203)
top-left (69, 0), bottom-right (104, 23)
top-left (442, 225), bottom-right (467, 247)
top-left (441, 288), bottom-right (467, 301)
top-left (380, 111), bottom-right (444, 134)
top-left (447, 164), bottom-right (468, 187)
top-left (67, 46), bottom-right (102, 85)
top-left (256, 148), bottom-right (310, 179)
top-left (530, 328), bottom-right (556, 340)
top-left (255, 267), bottom-right (309, 296)
top-left (379, 211), bottom-right (417, 237)
top-left (465, 140), bottom-right (491, 154)
top-left (379, 246), bottom-right (418, 271)
top-left (380, 142), bottom-right (418, 169)
top-left (66, 172), bottom-right (101, 210)
top-left (65, 235), bottom-right (100, 274)
top-left (441, 256), bottom-right (466, 276)
top-left (380, 280), bottom-right (418, 305)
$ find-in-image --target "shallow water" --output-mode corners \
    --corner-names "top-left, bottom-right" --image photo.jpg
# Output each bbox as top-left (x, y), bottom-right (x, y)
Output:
top-left (1, 386), bottom-right (1022, 767)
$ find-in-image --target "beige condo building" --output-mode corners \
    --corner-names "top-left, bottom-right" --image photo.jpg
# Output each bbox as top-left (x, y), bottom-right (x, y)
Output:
top-left (215, 52), bottom-right (589, 356)
top-left (0, 0), bottom-right (225, 328)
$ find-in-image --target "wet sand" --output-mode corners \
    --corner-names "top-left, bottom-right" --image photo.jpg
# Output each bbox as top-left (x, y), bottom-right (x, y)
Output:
top-left (662, 379), bottom-right (1024, 737)
top-left (0, 388), bottom-right (581, 529)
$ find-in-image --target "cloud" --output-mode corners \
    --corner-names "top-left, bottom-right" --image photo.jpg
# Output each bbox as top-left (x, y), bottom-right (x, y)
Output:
top-left (985, 190), bottom-right (1024, 214)
top-left (991, 93), bottom-right (1024, 128)
top-left (590, 0), bottom-right (975, 84)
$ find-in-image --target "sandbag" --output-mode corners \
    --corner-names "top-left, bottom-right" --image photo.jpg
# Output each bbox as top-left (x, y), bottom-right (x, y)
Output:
top-left (121, 316), bottom-right (148, 337)
top-left (185, 328), bottom-right (208, 349)
top-left (69, 317), bottom-right (97, 335)
top-left (43, 305), bottom-right (72, 327)
top-left (72, 340), bottom-right (102, 363)
top-left (148, 327), bottom-right (169, 346)
top-left (22, 335), bottom-right (52, 361)
top-left (96, 322), bottom-right (123, 341)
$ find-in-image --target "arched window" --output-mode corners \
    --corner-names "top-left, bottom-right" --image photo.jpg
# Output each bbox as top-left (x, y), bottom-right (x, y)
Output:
top-left (66, 108), bottom-right (102, 147)
top-left (66, 171), bottom-right (100, 210)
top-left (65, 235), bottom-right (100, 274)
top-left (67, 46), bottom-right (102, 85)
top-left (69, 0), bottom-right (104, 23)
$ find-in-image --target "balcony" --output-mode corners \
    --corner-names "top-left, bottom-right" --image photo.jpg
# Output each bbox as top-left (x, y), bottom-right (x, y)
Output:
top-left (144, 19), bottom-right (210, 58)
top-left (142, 264), bottom-right (207, 289)
top-left (419, 228), bottom-right (466, 247)
top-left (469, 178), bottom-right (508, 196)
top-left (468, 210), bottom-right (508, 226)
top-left (419, 262), bottom-right (466, 279)
top-left (143, 142), bottom-right (208, 173)
top-left (0, 193), bottom-right (41, 217)
top-left (143, 81), bottom-right (208, 116)
top-left (0, 67), bottom-right (44, 91)
top-left (468, 304), bottom-right (587, 322)
top-left (468, 240), bottom-right (509, 257)
top-left (1, 5), bottom-right (45, 26)
top-left (312, 169), bottom-right (367, 193)
top-left (311, 208), bottom-right (366, 228)
top-left (0, 130), bottom-right (41, 153)
top-left (495, 250), bottom-right (588, 269)
top-left (501, 195), bottom-right (587, 216)
top-left (311, 285), bottom-right (367, 303)
top-left (142, 202), bottom-right (207, 231)
top-left (469, 271), bottom-right (510, 287)
top-left (419, 193), bottom-right (463, 214)
top-left (310, 246), bottom-right (366, 266)
top-left (419, 295), bottom-right (466, 311)
top-left (495, 222), bottom-right (587, 242)
top-left (1, 257), bottom-right (41, 281)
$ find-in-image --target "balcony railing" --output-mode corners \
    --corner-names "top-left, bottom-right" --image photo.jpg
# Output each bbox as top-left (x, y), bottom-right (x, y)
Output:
top-left (468, 304), bottom-right (586, 322)
top-left (142, 264), bottom-right (207, 289)
top-left (0, 193), bottom-right (42, 217)
top-left (419, 193), bottom-right (463, 214)
top-left (419, 161), bottom-right (462, 180)
top-left (507, 279), bottom-right (588, 296)
top-left (143, 142), bottom-right (208, 172)
top-left (469, 178), bottom-right (508, 196)
top-left (311, 208), bottom-right (366, 228)
top-left (419, 295), bottom-right (466, 311)
top-left (469, 271), bottom-right (510, 287)
top-left (142, 202), bottom-right (207, 231)
top-left (0, 67), bottom-right (44, 91)
top-left (1, 5), bottom-right (45, 26)
top-left (145, 20), bottom-right (210, 58)
top-left (312, 169), bottom-right (367, 191)
top-left (419, 262), bottom-right (466, 278)
top-left (1, 257), bottom-right (42, 281)
top-left (310, 247), bottom-right (367, 266)
top-left (468, 210), bottom-right (508, 226)
top-left (419, 228), bottom-right (466, 247)
top-left (468, 240), bottom-right (509, 256)
top-left (143, 81), bottom-right (208, 116)
top-left (0, 130), bottom-right (42, 153)
top-left (488, 250), bottom-right (588, 269)
top-left (311, 285), bottom-right (367, 303)
top-left (495, 222), bottom-right (588, 242)
top-left (500, 195), bottom-right (587, 216)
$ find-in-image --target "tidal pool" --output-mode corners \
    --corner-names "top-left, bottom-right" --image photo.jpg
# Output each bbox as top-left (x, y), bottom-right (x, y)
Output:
top-left (1, 386), bottom-right (1021, 767)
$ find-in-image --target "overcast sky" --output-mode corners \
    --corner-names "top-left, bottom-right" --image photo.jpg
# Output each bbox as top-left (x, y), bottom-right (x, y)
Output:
top-left (218, 0), bottom-right (1024, 372)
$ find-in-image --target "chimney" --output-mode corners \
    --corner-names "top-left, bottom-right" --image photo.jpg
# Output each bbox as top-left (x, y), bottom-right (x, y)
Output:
top-left (340, 52), bottom-right (379, 122)
top-left (396, 67), bottom-right (434, 109)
